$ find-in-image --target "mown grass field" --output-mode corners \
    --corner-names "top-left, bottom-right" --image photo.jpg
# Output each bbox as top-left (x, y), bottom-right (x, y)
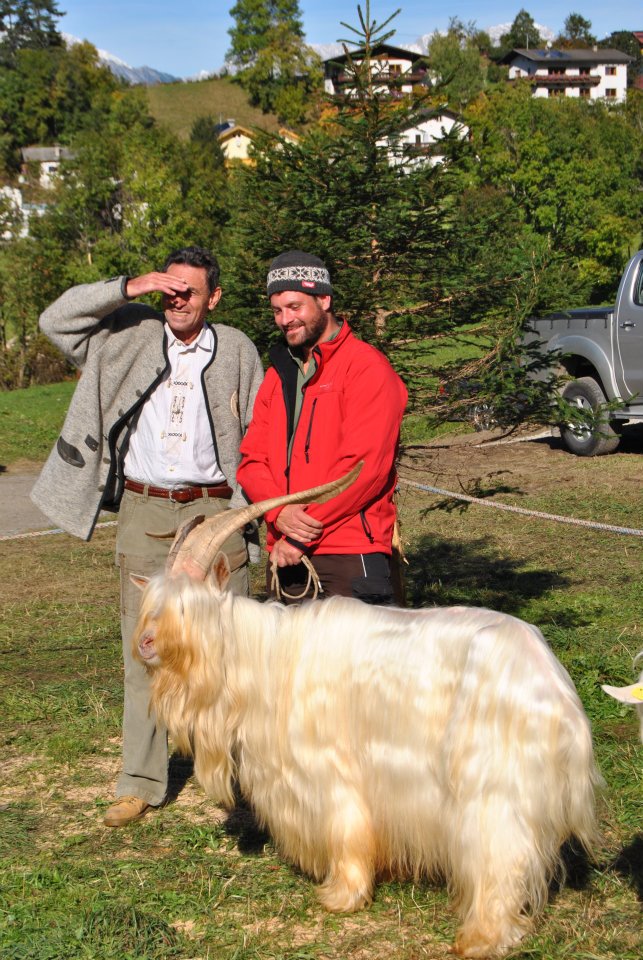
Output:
top-left (0, 380), bottom-right (76, 466)
top-left (1, 382), bottom-right (642, 959)
top-left (146, 76), bottom-right (282, 141)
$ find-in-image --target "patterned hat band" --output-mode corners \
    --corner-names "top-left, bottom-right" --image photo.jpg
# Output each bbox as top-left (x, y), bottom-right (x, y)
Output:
top-left (267, 263), bottom-right (333, 297)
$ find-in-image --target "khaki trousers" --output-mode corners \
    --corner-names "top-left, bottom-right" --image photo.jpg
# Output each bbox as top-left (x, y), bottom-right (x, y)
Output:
top-left (115, 487), bottom-right (248, 805)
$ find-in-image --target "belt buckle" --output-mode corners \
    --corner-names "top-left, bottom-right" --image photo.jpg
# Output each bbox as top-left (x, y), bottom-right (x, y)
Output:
top-left (168, 485), bottom-right (191, 504)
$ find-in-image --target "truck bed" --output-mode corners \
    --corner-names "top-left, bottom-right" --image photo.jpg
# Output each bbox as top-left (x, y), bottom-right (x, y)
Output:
top-left (527, 307), bottom-right (613, 332)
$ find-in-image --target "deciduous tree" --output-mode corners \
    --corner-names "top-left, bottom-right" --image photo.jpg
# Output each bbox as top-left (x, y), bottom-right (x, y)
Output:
top-left (226, 0), bottom-right (321, 125)
top-left (227, 0), bottom-right (304, 65)
top-left (558, 13), bottom-right (595, 47)
top-left (463, 82), bottom-right (643, 304)
top-left (427, 18), bottom-right (489, 109)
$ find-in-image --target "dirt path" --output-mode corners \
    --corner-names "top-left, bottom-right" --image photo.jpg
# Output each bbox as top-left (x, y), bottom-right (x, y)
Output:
top-left (0, 467), bottom-right (53, 537)
top-left (398, 422), bottom-right (643, 506)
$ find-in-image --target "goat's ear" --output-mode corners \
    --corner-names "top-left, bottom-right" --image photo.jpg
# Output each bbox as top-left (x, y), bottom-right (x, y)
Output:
top-left (602, 683), bottom-right (643, 704)
top-left (130, 574), bottom-right (150, 591)
top-left (210, 552), bottom-right (231, 592)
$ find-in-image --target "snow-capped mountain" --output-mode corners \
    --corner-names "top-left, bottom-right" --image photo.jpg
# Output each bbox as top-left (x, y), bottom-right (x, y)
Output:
top-left (416, 22), bottom-right (555, 52)
top-left (63, 33), bottom-right (179, 86)
top-left (313, 23), bottom-right (556, 61)
top-left (62, 20), bottom-right (557, 87)
top-left (486, 22), bottom-right (556, 44)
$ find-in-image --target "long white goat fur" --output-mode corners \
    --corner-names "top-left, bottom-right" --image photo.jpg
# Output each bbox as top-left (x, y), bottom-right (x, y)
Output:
top-left (135, 574), bottom-right (602, 958)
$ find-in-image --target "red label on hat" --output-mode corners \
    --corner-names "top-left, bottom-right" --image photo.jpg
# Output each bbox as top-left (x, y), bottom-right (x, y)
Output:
top-left (302, 280), bottom-right (315, 288)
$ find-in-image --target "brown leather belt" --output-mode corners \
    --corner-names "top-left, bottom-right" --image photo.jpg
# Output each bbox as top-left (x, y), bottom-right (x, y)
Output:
top-left (124, 479), bottom-right (233, 503)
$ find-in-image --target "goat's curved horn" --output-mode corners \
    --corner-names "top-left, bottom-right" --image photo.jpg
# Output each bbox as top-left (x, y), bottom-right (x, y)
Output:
top-left (164, 514), bottom-right (205, 573)
top-left (143, 514), bottom-right (207, 573)
top-left (169, 461), bottom-right (363, 580)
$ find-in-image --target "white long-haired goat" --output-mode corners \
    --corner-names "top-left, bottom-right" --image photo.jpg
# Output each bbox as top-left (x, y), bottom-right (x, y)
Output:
top-left (132, 467), bottom-right (602, 959)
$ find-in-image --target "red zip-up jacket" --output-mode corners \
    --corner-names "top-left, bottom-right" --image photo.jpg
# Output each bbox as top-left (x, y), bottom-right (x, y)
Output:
top-left (237, 321), bottom-right (407, 555)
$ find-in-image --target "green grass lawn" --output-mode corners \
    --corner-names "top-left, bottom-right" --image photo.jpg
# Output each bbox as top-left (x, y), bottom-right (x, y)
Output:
top-left (146, 76), bottom-right (283, 141)
top-left (0, 380), bottom-right (75, 466)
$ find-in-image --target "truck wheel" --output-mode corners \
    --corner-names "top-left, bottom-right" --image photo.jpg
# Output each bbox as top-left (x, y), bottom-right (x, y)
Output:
top-left (559, 377), bottom-right (621, 456)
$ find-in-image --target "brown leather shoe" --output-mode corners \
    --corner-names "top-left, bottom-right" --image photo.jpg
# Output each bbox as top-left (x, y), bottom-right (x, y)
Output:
top-left (103, 796), bottom-right (152, 827)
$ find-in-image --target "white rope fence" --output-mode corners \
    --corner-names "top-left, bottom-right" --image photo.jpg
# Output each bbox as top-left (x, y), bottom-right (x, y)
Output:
top-left (0, 520), bottom-right (117, 543)
top-left (397, 477), bottom-right (643, 538)
top-left (3, 486), bottom-right (642, 544)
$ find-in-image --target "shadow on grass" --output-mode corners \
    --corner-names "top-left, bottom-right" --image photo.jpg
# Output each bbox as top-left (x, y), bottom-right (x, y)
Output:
top-left (224, 801), bottom-right (270, 855)
top-left (612, 834), bottom-right (643, 902)
top-left (165, 753), bottom-right (269, 853)
top-left (559, 840), bottom-right (594, 892)
top-left (165, 752), bottom-right (194, 804)
top-left (403, 532), bottom-right (583, 623)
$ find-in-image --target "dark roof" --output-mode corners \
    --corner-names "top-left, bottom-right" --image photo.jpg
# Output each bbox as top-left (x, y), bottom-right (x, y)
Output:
top-left (21, 145), bottom-right (74, 162)
top-left (501, 47), bottom-right (633, 66)
top-left (415, 107), bottom-right (462, 122)
top-left (324, 42), bottom-right (424, 66)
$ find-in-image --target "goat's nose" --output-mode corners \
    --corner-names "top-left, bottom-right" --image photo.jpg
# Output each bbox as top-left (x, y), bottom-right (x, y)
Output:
top-left (138, 632), bottom-right (157, 660)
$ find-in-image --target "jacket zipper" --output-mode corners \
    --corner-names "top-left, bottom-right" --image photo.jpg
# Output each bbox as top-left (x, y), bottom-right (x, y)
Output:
top-left (304, 398), bottom-right (318, 463)
top-left (360, 509), bottom-right (375, 544)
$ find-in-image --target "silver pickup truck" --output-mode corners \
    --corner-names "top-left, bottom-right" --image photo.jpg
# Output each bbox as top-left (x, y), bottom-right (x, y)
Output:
top-left (525, 250), bottom-right (643, 455)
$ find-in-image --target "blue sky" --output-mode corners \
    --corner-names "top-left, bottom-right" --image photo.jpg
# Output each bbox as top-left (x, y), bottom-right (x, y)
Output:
top-left (57, 2), bottom-right (640, 78)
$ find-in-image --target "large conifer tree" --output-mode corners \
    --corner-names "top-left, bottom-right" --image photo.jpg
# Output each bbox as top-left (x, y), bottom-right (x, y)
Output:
top-left (0, 1), bottom-right (63, 64)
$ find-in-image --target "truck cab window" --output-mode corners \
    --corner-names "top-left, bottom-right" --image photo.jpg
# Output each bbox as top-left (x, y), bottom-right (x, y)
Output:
top-left (635, 264), bottom-right (643, 306)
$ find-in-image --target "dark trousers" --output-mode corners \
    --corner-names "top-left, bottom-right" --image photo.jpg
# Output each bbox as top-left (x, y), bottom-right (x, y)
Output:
top-left (266, 552), bottom-right (395, 606)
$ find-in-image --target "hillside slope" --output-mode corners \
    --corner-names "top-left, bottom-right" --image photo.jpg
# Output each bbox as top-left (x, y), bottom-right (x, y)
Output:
top-left (146, 76), bottom-right (282, 139)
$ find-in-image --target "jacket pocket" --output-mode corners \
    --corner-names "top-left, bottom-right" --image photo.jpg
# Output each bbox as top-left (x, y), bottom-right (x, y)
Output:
top-left (56, 435), bottom-right (86, 468)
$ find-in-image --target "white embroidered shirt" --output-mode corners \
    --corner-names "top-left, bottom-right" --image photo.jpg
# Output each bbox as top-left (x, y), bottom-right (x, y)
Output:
top-left (123, 323), bottom-right (226, 486)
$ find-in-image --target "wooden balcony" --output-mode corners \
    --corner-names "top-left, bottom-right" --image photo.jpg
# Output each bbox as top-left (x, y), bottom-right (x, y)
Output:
top-left (331, 68), bottom-right (427, 87)
top-left (530, 73), bottom-right (601, 87)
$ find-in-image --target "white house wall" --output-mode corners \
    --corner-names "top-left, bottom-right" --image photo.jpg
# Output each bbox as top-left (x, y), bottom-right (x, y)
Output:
top-left (508, 55), bottom-right (627, 102)
top-left (379, 115), bottom-right (469, 169)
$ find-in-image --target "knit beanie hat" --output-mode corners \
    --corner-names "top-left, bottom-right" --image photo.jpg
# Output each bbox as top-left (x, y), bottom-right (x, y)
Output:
top-left (266, 250), bottom-right (333, 298)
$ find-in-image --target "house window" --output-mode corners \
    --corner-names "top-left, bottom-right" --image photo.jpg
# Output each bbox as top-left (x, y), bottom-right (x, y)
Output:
top-left (389, 63), bottom-right (401, 76)
top-left (548, 87), bottom-right (565, 97)
top-left (579, 87), bottom-right (591, 98)
top-left (415, 134), bottom-right (422, 144)
top-left (605, 88), bottom-right (617, 98)
top-left (605, 66), bottom-right (616, 76)
top-left (579, 67), bottom-right (590, 76)
top-left (548, 68), bottom-right (566, 76)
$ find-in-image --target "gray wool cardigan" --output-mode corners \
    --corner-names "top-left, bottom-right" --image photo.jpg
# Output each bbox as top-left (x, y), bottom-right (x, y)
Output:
top-left (31, 277), bottom-right (264, 540)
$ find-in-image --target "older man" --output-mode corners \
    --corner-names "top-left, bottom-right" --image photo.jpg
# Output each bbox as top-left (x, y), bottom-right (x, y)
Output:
top-left (32, 246), bottom-right (263, 826)
top-left (237, 250), bottom-right (407, 604)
